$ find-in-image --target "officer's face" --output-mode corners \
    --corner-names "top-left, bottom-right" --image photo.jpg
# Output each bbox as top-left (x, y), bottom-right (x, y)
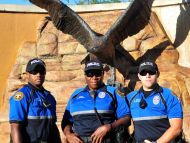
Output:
top-left (27, 68), bottom-right (46, 88)
top-left (85, 70), bottom-right (104, 90)
top-left (138, 70), bottom-right (158, 91)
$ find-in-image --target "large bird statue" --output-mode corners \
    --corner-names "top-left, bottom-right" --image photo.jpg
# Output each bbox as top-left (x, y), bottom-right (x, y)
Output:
top-left (29, 0), bottom-right (154, 77)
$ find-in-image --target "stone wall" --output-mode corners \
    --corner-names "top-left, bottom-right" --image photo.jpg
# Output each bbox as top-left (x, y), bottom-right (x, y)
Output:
top-left (4, 10), bottom-right (190, 143)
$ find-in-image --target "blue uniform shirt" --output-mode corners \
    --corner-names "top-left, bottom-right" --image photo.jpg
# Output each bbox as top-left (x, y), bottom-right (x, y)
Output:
top-left (126, 86), bottom-right (183, 142)
top-left (62, 85), bottom-right (130, 137)
top-left (9, 84), bottom-right (59, 142)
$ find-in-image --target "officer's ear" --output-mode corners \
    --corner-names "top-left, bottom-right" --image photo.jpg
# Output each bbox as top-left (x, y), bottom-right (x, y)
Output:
top-left (25, 72), bottom-right (30, 80)
top-left (156, 71), bottom-right (160, 78)
top-left (137, 73), bottom-right (142, 81)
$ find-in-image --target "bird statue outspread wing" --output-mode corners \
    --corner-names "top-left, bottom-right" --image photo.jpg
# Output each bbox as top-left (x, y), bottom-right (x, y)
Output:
top-left (29, 0), bottom-right (154, 75)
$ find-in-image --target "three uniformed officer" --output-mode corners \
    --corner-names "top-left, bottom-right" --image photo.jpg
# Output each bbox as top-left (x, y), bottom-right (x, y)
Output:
top-left (9, 58), bottom-right (61, 143)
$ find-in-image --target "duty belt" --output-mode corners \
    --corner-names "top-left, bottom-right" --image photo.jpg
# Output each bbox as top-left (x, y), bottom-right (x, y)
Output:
top-left (80, 136), bottom-right (112, 143)
top-left (39, 141), bottom-right (47, 143)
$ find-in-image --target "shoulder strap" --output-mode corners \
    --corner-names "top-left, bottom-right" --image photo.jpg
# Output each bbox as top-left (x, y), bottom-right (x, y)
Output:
top-left (155, 85), bottom-right (167, 109)
top-left (94, 86), bottom-right (117, 124)
top-left (104, 87), bottom-right (117, 110)
top-left (24, 84), bottom-right (35, 103)
top-left (102, 86), bottom-right (120, 120)
top-left (128, 92), bottom-right (139, 107)
top-left (159, 92), bottom-right (167, 109)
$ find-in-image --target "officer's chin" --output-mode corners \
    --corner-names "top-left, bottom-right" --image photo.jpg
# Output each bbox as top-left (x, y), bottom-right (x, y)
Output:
top-left (35, 81), bottom-right (44, 87)
top-left (89, 84), bottom-right (98, 90)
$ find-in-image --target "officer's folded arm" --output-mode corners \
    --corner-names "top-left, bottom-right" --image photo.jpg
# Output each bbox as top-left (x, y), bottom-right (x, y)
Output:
top-left (154, 118), bottom-right (182, 143)
top-left (63, 123), bottom-right (84, 143)
top-left (90, 115), bottom-right (131, 143)
top-left (110, 115), bottom-right (131, 129)
top-left (10, 122), bottom-right (23, 143)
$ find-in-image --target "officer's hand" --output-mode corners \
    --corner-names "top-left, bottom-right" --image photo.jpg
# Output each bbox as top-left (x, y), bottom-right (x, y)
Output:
top-left (66, 133), bottom-right (84, 143)
top-left (91, 124), bottom-right (111, 143)
top-left (144, 139), bottom-right (155, 143)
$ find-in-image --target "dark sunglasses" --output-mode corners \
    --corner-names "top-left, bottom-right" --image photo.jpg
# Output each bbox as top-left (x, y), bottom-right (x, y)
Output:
top-left (29, 70), bottom-right (46, 75)
top-left (140, 70), bottom-right (156, 76)
top-left (85, 71), bottom-right (103, 77)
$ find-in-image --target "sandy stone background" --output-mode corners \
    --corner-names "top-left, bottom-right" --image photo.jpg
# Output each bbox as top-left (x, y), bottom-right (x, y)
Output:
top-left (1, 8), bottom-right (190, 142)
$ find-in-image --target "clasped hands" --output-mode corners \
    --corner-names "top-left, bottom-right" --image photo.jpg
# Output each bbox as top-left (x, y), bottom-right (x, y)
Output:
top-left (66, 124), bottom-right (111, 143)
top-left (90, 124), bottom-right (112, 143)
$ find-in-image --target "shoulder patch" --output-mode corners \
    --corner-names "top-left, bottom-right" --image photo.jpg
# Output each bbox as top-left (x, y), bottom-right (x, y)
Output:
top-left (14, 92), bottom-right (24, 101)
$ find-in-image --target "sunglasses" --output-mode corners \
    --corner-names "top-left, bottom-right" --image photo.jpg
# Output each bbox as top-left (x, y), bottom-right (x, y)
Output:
top-left (139, 70), bottom-right (156, 76)
top-left (85, 71), bottom-right (103, 77)
top-left (29, 70), bottom-right (46, 75)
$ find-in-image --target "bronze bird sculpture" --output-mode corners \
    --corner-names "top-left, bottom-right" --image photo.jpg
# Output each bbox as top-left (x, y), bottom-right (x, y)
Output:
top-left (29, 0), bottom-right (154, 77)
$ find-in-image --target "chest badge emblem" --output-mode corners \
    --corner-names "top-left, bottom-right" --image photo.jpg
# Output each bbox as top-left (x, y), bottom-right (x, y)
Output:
top-left (153, 95), bottom-right (160, 105)
top-left (98, 92), bottom-right (106, 98)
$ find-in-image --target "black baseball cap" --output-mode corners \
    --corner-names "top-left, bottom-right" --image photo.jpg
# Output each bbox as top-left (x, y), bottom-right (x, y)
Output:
top-left (26, 58), bottom-right (46, 72)
top-left (84, 60), bottom-right (103, 72)
top-left (138, 61), bottom-right (158, 73)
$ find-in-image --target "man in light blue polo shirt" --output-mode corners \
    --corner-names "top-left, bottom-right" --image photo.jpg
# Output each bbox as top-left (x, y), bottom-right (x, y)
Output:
top-left (126, 60), bottom-right (183, 143)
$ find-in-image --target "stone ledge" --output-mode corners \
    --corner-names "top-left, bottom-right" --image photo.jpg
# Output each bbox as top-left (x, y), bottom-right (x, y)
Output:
top-left (0, 0), bottom-right (190, 13)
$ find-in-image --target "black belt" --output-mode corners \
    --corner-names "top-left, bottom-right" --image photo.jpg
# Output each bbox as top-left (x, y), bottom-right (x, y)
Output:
top-left (80, 136), bottom-right (112, 143)
top-left (80, 136), bottom-right (92, 143)
top-left (39, 141), bottom-right (47, 143)
top-left (30, 141), bottom-right (47, 143)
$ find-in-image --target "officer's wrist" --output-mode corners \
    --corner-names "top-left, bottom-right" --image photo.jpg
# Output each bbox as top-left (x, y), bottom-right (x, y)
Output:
top-left (110, 123), bottom-right (112, 131)
top-left (107, 123), bottom-right (112, 132)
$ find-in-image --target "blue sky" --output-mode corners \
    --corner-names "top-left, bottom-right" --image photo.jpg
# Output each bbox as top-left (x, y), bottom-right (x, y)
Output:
top-left (0, 0), bottom-right (129, 5)
top-left (0, 0), bottom-right (77, 5)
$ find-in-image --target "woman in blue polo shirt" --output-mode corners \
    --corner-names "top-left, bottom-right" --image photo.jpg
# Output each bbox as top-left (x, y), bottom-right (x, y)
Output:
top-left (62, 60), bottom-right (131, 143)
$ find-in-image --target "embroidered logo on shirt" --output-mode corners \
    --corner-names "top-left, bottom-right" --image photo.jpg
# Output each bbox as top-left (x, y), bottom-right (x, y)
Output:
top-left (98, 92), bottom-right (106, 98)
top-left (153, 95), bottom-right (160, 105)
top-left (14, 92), bottom-right (24, 101)
top-left (78, 96), bottom-right (85, 99)
top-left (134, 98), bottom-right (141, 103)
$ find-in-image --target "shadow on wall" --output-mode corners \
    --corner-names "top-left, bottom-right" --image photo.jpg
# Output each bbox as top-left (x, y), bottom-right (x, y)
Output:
top-left (173, 0), bottom-right (190, 47)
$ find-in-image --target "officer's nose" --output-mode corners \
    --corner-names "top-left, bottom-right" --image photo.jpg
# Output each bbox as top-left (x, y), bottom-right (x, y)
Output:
top-left (91, 75), bottom-right (97, 79)
top-left (36, 72), bottom-right (41, 76)
top-left (145, 73), bottom-right (151, 77)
